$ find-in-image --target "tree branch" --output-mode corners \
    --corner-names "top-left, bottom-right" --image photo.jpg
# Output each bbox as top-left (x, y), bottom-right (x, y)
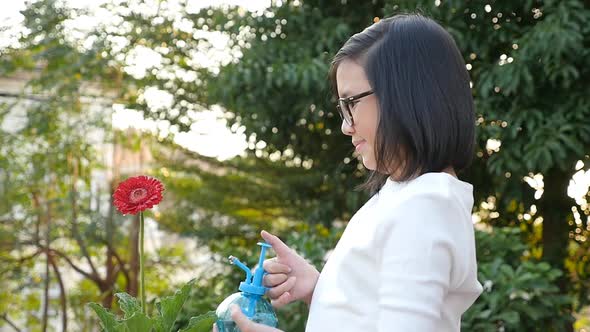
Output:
top-left (106, 241), bottom-right (130, 285)
top-left (41, 195), bottom-right (55, 332)
top-left (48, 253), bottom-right (67, 332)
top-left (41, 250), bottom-right (50, 332)
top-left (68, 154), bottom-right (101, 281)
top-left (0, 313), bottom-right (22, 332)
top-left (30, 191), bottom-right (42, 247)
top-left (1, 250), bottom-right (42, 264)
top-left (48, 247), bottom-right (101, 284)
top-left (0, 250), bottom-right (43, 279)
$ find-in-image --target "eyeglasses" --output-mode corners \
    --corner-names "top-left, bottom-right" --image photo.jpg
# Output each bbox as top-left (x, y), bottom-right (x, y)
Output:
top-left (336, 90), bottom-right (374, 126)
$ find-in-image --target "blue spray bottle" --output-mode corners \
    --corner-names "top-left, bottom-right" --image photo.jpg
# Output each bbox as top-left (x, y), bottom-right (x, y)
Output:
top-left (215, 242), bottom-right (279, 331)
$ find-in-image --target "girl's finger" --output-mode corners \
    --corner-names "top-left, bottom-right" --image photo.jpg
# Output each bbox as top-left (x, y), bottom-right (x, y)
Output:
top-left (270, 291), bottom-right (293, 308)
top-left (266, 276), bottom-right (296, 299)
top-left (263, 273), bottom-right (288, 287)
top-left (263, 259), bottom-right (292, 274)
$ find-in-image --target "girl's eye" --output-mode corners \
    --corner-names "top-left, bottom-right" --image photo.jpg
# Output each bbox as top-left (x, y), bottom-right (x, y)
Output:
top-left (350, 101), bottom-right (360, 110)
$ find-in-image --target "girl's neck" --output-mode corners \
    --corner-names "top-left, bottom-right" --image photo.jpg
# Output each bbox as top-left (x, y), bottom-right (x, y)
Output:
top-left (388, 166), bottom-right (457, 182)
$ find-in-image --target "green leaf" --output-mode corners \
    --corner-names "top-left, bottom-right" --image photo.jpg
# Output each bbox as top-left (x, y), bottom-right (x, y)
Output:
top-left (123, 311), bottom-right (155, 332)
top-left (157, 279), bottom-right (196, 332)
top-left (179, 311), bottom-right (217, 332)
top-left (116, 292), bottom-right (142, 319)
top-left (499, 311), bottom-right (520, 326)
top-left (476, 309), bottom-right (492, 319)
top-left (88, 303), bottom-right (124, 332)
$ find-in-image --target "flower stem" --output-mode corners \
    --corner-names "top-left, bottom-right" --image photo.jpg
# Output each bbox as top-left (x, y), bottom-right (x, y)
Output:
top-left (139, 211), bottom-right (146, 314)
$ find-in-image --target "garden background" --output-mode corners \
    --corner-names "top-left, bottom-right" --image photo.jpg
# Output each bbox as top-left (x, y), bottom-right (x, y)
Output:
top-left (1, 0), bottom-right (590, 331)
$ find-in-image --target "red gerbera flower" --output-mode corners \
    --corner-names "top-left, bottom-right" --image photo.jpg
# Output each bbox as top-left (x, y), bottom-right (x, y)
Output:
top-left (113, 176), bottom-right (164, 215)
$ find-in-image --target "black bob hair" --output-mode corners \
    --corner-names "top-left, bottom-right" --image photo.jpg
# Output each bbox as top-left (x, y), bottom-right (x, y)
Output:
top-left (329, 14), bottom-right (476, 194)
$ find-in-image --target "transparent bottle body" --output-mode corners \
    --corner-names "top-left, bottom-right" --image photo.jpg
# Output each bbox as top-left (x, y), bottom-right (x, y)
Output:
top-left (215, 292), bottom-right (278, 332)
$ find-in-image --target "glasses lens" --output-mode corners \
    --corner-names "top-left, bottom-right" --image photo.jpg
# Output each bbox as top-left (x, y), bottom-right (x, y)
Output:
top-left (338, 100), bottom-right (352, 125)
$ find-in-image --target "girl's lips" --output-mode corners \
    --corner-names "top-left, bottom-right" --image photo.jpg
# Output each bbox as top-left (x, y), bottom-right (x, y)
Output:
top-left (354, 140), bottom-right (366, 152)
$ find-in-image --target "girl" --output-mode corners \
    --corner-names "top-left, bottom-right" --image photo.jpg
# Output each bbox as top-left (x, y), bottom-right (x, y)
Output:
top-left (219, 13), bottom-right (483, 332)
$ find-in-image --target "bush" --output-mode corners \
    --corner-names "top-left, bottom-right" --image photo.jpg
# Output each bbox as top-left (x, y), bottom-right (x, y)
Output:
top-left (462, 227), bottom-right (573, 331)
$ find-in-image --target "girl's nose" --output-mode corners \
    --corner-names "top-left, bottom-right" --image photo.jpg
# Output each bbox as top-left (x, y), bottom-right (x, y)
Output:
top-left (341, 119), bottom-right (355, 136)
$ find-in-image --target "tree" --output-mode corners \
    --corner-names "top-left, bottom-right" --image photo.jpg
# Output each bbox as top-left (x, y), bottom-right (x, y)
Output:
top-left (0, 1), bottom-right (174, 328)
top-left (48, 0), bottom-right (590, 319)
top-left (3, 0), bottom-right (590, 330)
top-left (190, 0), bottom-right (590, 328)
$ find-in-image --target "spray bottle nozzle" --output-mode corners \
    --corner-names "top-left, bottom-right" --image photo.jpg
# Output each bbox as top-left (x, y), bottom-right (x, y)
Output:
top-left (228, 242), bottom-right (272, 296)
top-left (228, 256), bottom-right (252, 283)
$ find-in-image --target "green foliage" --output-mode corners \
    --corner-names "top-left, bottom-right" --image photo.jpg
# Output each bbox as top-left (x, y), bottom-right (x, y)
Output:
top-left (116, 293), bottom-right (143, 319)
top-left (386, 0), bottom-right (590, 176)
top-left (89, 279), bottom-right (215, 332)
top-left (157, 280), bottom-right (196, 331)
top-left (3, 0), bottom-right (590, 330)
top-left (89, 303), bottom-right (125, 331)
top-left (178, 312), bottom-right (217, 332)
top-left (184, 1), bottom-right (378, 225)
top-left (188, 2), bottom-right (590, 309)
top-left (174, 274), bottom-right (228, 331)
top-left (463, 228), bottom-right (573, 331)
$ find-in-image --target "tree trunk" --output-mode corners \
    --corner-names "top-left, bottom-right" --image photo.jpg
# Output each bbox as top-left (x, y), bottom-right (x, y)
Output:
top-left (539, 168), bottom-right (572, 284)
top-left (100, 285), bottom-right (114, 309)
top-left (538, 167), bottom-right (574, 331)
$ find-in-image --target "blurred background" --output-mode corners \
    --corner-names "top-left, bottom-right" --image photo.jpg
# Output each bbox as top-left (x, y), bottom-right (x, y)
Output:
top-left (1, 0), bottom-right (589, 331)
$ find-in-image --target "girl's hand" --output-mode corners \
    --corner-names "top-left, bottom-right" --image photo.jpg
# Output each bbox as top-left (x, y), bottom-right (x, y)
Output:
top-left (211, 305), bottom-right (284, 332)
top-left (261, 230), bottom-right (320, 307)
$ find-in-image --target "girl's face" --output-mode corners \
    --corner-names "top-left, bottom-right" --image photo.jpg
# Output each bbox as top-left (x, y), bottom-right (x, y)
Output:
top-left (337, 60), bottom-right (380, 170)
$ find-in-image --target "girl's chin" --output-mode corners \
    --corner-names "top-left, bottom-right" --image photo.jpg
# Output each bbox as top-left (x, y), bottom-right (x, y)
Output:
top-left (360, 155), bottom-right (377, 170)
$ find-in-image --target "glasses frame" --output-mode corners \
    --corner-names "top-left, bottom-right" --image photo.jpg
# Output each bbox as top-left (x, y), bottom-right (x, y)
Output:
top-left (336, 90), bottom-right (374, 126)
